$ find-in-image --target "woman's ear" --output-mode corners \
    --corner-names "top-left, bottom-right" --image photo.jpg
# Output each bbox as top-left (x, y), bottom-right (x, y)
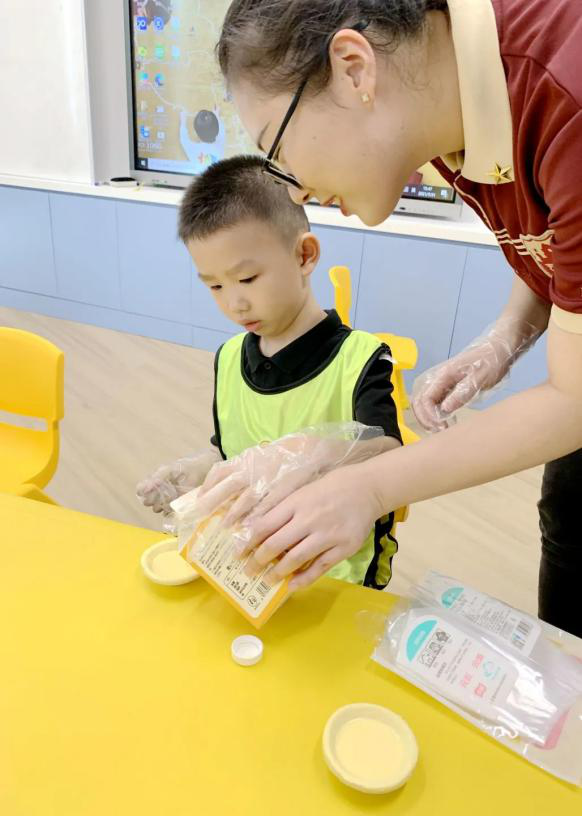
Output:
top-left (297, 231), bottom-right (321, 279)
top-left (327, 29), bottom-right (377, 107)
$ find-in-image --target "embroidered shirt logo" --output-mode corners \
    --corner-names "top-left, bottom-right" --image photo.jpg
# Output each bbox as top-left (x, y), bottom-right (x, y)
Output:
top-left (495, 229), bottom-right (555, 278)
top-left (452, 180), bottom-right (555, 279)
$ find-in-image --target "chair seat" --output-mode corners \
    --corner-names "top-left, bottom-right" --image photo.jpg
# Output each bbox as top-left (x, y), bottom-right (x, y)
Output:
top-left (0, 423), bottom-right (56, 491)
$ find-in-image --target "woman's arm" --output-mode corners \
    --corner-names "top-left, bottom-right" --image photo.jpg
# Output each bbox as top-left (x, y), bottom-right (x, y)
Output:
top-left (246, 318), bottom-right (582, 587)
top-left (370, 318), bottom-right (582, 510)
top-left (413, 275), bottom-right (550, 430)
top-left (501, 274), bottom-right (551, 334)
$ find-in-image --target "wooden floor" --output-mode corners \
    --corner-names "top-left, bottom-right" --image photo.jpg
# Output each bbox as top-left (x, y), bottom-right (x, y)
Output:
top-left (1, 306), bottom-right (543, 613)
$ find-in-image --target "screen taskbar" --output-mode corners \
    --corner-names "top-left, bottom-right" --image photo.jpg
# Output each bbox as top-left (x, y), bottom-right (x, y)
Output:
top-left (136, 158), bottom-right (457, 204)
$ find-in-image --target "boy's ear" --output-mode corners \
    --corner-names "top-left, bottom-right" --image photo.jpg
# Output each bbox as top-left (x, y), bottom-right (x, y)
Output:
top-left (296, 232), bottom-right (320, 278)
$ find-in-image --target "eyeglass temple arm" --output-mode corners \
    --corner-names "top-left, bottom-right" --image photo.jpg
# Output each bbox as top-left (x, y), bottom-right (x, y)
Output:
top-left (265, 20), bottom-right (369, 161)
top-left (266, 77), bottom-right (309, 161)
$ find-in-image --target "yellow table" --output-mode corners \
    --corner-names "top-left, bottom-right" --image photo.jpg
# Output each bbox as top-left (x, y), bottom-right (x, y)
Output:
top-left (0, 494), bottom-right (579, 815)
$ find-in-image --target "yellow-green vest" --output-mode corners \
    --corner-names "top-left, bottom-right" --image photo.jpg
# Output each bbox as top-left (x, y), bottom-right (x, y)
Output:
top-left (215, 330), bottom-right (397, 587)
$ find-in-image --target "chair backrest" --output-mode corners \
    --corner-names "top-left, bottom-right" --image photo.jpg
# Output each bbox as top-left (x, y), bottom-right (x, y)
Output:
top-left (0, 328), bottom-right (64, 421)
top-left (327, 264), bottom-right (420, 519)
top-left (328, 266), bottom-right (352, 327)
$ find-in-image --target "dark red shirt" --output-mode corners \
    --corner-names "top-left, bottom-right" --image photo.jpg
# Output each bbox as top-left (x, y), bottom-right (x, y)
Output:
top-left (432, 0), bottom-right (582, 327)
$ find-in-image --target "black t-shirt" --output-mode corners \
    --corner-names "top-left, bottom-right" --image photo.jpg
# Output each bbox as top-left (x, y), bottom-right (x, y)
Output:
top-left (211, 310), bottom-right (402, 452)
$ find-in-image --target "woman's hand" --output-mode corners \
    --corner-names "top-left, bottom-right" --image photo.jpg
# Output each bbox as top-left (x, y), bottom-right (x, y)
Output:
top-left (412, 341), bottom-right (512, 431)
top-left (412, 317), bottom-right (541, 432)
top-left (237, 462), bottom-right (386, 590)
top-left (195, 437), bottom-right (322, 524)
top-left (195, 424), bottom-right (388, 526)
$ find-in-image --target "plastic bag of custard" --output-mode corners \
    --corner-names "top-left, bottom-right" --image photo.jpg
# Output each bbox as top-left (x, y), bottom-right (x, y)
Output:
top-left (357, 572), bottom-right (582, 785)
top-left (170, 421), bottom-right (388, 628)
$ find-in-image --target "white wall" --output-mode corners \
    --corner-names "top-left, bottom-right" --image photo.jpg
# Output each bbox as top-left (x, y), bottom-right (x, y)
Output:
top-left (0, 0), bottom-right (94, 183)
top-left (84, 0), bottom-right (131, 183)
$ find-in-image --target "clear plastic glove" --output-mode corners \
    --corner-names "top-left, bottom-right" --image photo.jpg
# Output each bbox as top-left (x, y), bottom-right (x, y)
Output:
top-left (136, 448), bottom-right (222, 515)
top-left (194, 422), bottom-right (387, 529)
top-left (412, 318), bottom-right (541, 432)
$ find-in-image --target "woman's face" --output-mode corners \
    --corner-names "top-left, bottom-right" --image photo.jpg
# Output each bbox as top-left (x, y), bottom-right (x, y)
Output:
top-left (232, 32), bottom-right (428, 226)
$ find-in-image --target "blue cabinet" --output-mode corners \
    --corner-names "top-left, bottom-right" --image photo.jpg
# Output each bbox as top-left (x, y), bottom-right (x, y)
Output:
top-left (310, 224), bottom-right (365, 320)
top-left (0, 185), bottom-right (550, 384)
top-left (117, 201), bottom-right (192, 324)
top-left (190, 259), bottom-right (239, 336)
top-left (0, 187), bottom-right (56, 295)
top-left (450, 246), bottom-right (548, 407)
top-left (50, 193), bottom-right (120, 308)
top-left (192, 326), bottom-right (236, 353)
top-left (355, 233), bottom-right (468, 387)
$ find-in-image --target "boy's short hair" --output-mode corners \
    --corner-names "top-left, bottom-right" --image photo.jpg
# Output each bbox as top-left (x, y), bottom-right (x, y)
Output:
top-left (178, 154), bottom-right (309, 246)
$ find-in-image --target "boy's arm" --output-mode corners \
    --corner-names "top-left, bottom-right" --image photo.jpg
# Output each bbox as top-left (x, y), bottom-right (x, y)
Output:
top-left (137, 348), bottom-right (226, 516)
top-left (354, 345), bottom-right (402, 452)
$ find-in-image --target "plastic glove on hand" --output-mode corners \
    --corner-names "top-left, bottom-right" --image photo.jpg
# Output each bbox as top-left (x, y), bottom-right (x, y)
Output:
top-left (136, 449), bottom-right (222, 514)
top-left (412, 319), bottom-right (541, 432)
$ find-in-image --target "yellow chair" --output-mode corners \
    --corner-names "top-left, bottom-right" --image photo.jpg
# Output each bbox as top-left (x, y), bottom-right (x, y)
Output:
top-left (0, 328), bottom-right (64, 504)
top-left (329, 265), bottom-right (418, 418)
top-left (328, 266), bottom-right (419, 524)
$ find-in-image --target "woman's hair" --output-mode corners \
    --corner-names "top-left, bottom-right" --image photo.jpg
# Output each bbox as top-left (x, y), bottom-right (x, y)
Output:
top-left (217, 0), bottom-right (448, 95)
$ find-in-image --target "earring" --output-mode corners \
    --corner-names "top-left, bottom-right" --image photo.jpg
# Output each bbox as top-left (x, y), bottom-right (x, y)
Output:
top-left (361, 92), bottom-right (371, 104)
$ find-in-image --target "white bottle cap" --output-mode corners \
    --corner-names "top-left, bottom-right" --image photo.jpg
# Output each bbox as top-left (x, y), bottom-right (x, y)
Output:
top-left (231, 635), bottom-right (263, 667)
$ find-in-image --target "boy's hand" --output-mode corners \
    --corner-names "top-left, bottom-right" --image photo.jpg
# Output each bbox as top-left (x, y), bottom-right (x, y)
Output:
top-left (137, 449), bottom-right (222, 515)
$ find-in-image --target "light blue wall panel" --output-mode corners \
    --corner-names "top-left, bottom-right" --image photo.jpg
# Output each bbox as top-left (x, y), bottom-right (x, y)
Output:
top-left (0, 187), bottom-right (56, 294)
top-left (0, 287), bottom-right (192, 346)
top-left (450, 246), bottom-right (548, 408)
top-left (192, 326), bottom-right (237, 354)
top-left (117, 201), bottom-right (192, 324)
top-left (311, 224), bottom-right (364, 320)
top-left (356, 233), bottom-right (468, 387)
top-left (50, 193), bottom-right (120, 308)
top-left (191, 258), bottom-right (238, 334)
top-left (450, 247), bottom-right (514, 347)
top-left (1, 186), bottom-right (550, 395)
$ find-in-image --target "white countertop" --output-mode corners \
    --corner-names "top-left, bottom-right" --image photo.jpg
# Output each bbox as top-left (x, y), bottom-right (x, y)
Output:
top-left (0, 173), bottom-right (497, 247)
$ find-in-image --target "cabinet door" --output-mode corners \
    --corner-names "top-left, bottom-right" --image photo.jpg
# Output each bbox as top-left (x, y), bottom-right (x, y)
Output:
top-left (192, 326), bottom-right (236, 354)
top-left (356, 232), bottom-right (467, 387)
top-left (191, 257), bottom-right (239, 335)
top-left (51, 193), bottom-right (120, 308)
top-left (0, 187), bottom-right (56, 295)
top-left (311, 224), bottom-right (365, 322)
top-left (450, 246), bottom-right (548, 408)
top-left (117, 201), bottom-right (192, 324)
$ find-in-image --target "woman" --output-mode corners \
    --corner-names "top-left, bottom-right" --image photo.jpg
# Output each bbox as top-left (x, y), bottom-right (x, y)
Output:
top-left (198, 0), bottom-right (582, 637)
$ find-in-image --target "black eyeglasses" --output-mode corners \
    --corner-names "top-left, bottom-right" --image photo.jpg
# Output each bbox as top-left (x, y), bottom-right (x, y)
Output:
top-left (262, 20), bottom-right (370, 191)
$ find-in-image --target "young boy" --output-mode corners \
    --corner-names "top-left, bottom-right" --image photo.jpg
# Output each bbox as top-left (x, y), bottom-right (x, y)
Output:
top-left (138, 155), bottom-right (402, 589)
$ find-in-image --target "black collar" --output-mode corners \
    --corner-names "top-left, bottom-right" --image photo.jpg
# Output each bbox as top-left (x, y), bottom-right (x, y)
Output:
top-left (244, 310), bottom-right (344, 376)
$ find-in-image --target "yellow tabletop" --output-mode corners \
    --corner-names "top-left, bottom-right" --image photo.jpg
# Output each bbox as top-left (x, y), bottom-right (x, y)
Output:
top-left (0, 493), bottom-right (579, 815)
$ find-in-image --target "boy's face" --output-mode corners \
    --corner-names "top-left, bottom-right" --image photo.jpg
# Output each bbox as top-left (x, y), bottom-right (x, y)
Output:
top-left (188, 219), bottom-right (317, 337)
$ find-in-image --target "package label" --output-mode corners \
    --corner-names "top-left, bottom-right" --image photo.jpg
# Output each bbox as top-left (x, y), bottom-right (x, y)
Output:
top-left (396, 613), bottom-right (518, 713)
top-left (422, 572), bottom-right (541, 657)
top-left (191, 516), bottom-right (283, 619)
